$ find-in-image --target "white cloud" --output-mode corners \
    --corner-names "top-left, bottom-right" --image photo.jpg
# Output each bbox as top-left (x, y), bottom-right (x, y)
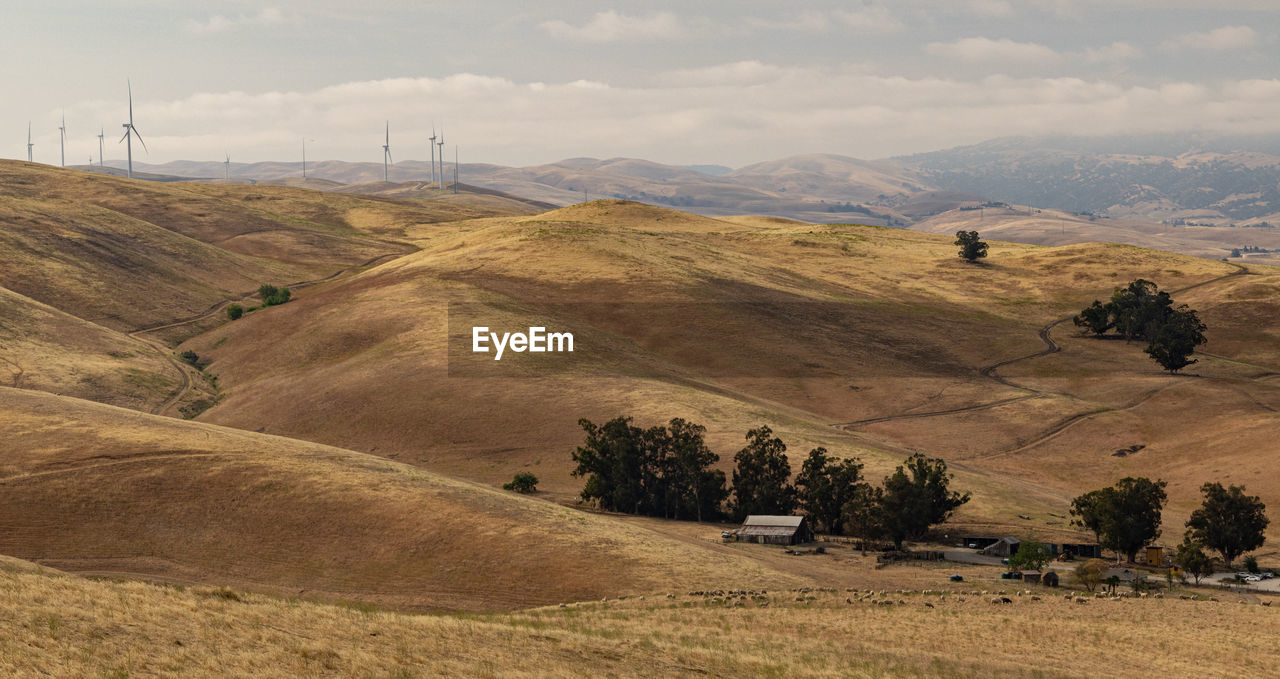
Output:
top-left (56, 66), bottom-right (1280, 168)
top-left (185, 8), bottom-right (289, 34)
top-left (1083, 41), bottom-right (1142, 63)
top-left (925, 37), bottom-right (1062, 64)
top-left (538, 11), bottom-right (684, 43)
top-left (1161, 25), bottom-right (1258, 51)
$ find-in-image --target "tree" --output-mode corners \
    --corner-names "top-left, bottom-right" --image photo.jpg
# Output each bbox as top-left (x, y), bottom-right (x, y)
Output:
top-left (878, 454), bottom-right (970, 550)
top-left (795, 447), bottom-right (866, 535)
top-left (1073, 300), bottom-right (1112, 336)
top-left (503, 472), bottom-right (538, 493)
top-left (1108, 279), bottom-right (1173, 342)
top-left (1144, 306), bottom-right (1207, 372)
top-left (840, 484), bottom-right (883, 555)
top-left (226, 304), bottom-right (244, 320)
top-left (1008, 541), bottom-right (1053, 572)
top-left (258, 284), bottom-right (292, 306)
top-left (731, 426), bottom-right (796, 520)
top-left (1074, 558), bottom-right (1108, 592)
top-left (955, 230), bottom-right (988, 262)
top-left (663, 418), bottom-right (726, 522)
top-left (1069, 477), bottom-right (1167, 563)
top-left (1185, 482), bottom-right (1268, 569)
top-left (571, 417), bottom-right (650, 514)
top-left (1175, 537), bottom-right (1214, 585)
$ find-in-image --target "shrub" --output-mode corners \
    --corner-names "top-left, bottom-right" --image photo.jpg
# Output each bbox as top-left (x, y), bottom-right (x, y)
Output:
top-left (179, 350), bottom-right (200, 367)
top-left (257, 284), bottom-right (293, 306)
top-left (503, 472), bottom-right (538, 494)
top-left (226, 303), bottom-right (244, 320)
top-left (1244, 555), bottom-right (1260, 574)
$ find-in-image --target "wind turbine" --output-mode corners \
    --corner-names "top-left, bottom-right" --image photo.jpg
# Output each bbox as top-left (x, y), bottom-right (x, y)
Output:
top-left (58, 112), bottom-right (66, 167)
top-left (436, 126), bottom-right (445, 190)
top-left (224, 152), bottom-right (230, 180)
top-left (118, 80), bottom-right (147, 178)
top-left (382, 121), bottom-right (392, 182)
top-left (26, 122), bottom-right (33, 162)
top-left (429, 124), bottom-right (437, 184)
top-left (97, 127), bottom-right (105, 167)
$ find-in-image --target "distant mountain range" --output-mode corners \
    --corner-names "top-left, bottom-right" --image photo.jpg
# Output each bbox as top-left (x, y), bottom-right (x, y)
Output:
top-left (93, 133), bottom-right (1280, 230)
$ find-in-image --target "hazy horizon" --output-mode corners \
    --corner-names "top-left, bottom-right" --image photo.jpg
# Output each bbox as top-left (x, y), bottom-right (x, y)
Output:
top-left (6, 1), bottom-right (1280, 167)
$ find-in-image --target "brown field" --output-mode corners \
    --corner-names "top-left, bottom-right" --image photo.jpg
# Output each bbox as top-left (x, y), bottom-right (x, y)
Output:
top-left (4, 164), bottom-right (1280, 673)
top-left (181, 199), bottom-right (1280, 547)
top-left (3, 554), bottom-right (1277, 678)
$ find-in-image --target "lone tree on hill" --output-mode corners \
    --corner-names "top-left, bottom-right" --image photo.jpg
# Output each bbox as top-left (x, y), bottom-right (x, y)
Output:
top-left (795, 447), bottom-right (867, 535)
top-left (877, 453), bottom-right (970, 550)
top-left (1070, 477), bottom-right (1167, 563)
top-left (955, 230), bottom-right (988, 262)
top-left (503, 472), bottom-right (538, 494)
top-left (731, 425), bottom-right (796, 520)
top-left (1185, 482), bottom-right (1268, 569)
top-left (1175, 537), bottom-right (1214, 585)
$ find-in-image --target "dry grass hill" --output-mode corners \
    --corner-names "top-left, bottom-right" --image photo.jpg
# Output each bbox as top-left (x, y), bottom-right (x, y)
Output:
top-left (3, 161), bottom-right (1280, 673)
top-left (3, 553), bottom-right (1278, 678)
top-left (0, 387), bottom-right (812, 612)
top-left (178, 198), bottom-right (1280, 546)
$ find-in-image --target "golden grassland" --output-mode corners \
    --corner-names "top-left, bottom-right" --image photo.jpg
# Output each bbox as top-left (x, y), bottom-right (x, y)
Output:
top-left (184, 199), bottom-right (1280, 546)
top-left (2, 554), bottom-right (1278, 679)
top-left (0, 388), bottom-right (815, 611)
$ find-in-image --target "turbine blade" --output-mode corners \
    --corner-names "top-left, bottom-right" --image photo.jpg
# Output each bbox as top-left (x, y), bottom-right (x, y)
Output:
top-left (387, 150), bottom-right (393, 164)
top-left (119, 130), bottom-right (130, 144)
top-left (128, 79), bottom-right (133, 124)
top-left (132, 127), bottom-right (149, 154)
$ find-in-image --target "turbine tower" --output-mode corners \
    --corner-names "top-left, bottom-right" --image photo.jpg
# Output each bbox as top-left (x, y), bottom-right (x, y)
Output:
top-left (224, 153), bottom-right (230, 180)
top-left (118, 80), bottom-right (147, 178)
top-left (26, 122), bottom-right (33, 162)
top-left (436, 127), bottom-right (445, 190)
top-left (97, 127), bottom-right (105, 167)
top-left (429, 124), bottom-right (437, 184)
top-left (453, 146), bottom-right (459, 194)
top-left (58, 112), bottom-right (66, 167)
top-left (382, 121), bottom-right (392, 182)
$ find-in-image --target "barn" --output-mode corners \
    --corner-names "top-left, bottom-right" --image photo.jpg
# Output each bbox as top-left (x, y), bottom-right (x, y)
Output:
top-left (981, 537), bottom-right (1021, 557)
top-left (734, 515), bottom-right (814, 545)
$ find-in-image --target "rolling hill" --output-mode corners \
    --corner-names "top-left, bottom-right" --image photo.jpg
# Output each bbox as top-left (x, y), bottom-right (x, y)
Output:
top-left (177, 198), bottom-right (1280, 547)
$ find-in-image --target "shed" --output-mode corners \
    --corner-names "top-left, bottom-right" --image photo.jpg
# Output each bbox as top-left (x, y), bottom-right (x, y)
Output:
top-left (1060, 543), bottom-right (1101, 559)
top-left (1042, 572), bottom-right (1060, 588)
top-left (1020, 570), bottom-right (1043, 585)
top-left (735, 515), bottom-right (814, 546)
top-left (1145, 546), bottom-right (1165, 566)
top-left (981, 537), bottom-right (1021, 557)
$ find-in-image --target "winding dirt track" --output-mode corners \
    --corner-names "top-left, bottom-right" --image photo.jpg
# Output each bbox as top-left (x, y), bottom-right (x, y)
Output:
top-left (835, 265), bottom-right (1260, 456)
top-left (128, 250), bottom-right (412, 416)
top-left (0, 356), bottom-right (24, 388)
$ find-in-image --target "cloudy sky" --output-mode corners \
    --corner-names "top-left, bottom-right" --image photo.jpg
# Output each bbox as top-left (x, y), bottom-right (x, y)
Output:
top-left (4, 1), bottom-right (1279, 167)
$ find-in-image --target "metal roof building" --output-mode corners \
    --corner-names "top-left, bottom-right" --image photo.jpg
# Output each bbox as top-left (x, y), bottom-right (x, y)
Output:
top-left (734, 515), bottom-right (814, 545)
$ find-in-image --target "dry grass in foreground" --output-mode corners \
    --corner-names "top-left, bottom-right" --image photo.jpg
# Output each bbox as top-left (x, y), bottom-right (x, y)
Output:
top-left (2, 555), bottom-right (1277, 678)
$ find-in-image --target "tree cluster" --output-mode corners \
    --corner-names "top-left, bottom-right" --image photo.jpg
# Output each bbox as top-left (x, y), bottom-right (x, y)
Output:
top-left (1072, 279), bottom-right (1207, 371)
top-left (571, 417), bottom-right (727, 522)
top-left (1071, 478), bottom-right (1268, 571)
top-left (257, 284), bottom-right (293, 307)
top-left (572, 418), bottom-right (969, 548)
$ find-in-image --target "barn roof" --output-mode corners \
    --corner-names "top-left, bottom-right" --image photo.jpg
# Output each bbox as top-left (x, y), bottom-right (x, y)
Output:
top-left (742, 515), bottom-right (805, 528)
